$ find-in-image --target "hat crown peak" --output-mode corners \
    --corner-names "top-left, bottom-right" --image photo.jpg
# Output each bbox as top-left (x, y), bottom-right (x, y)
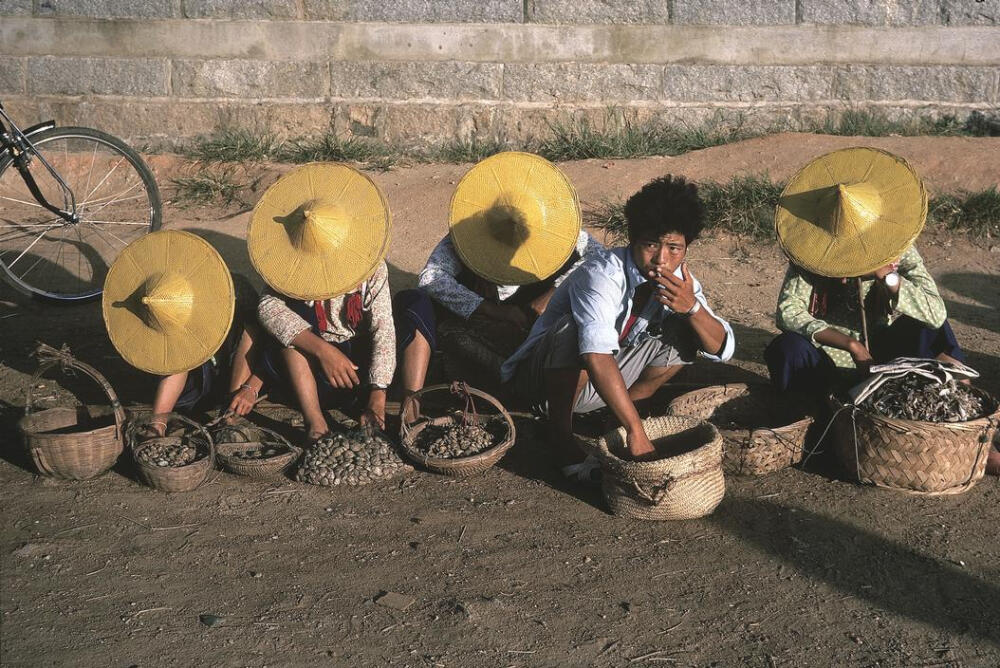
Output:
top-left (140, 271), bottom-right (194, 332)
top-left (831, 181), bottom-right (882, 237)
top-left (298, 202), bottom-right (346, 254)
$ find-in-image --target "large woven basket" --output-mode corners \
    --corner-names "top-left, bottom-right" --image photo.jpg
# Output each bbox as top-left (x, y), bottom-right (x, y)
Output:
top-left (828, 390), bottom-right (999, 496)
top-left (127, 413), bottom-right (215, 492)
top-left (18, 344), bottom-right (125, 480)
top-left (399, 382), bottom-right (516, 477)
top-left (216, 425), bottom-right (301, 479)
top-left (590, 416), bottom-right (725, 521)
top-left (668, 383), bottom-right (814, 476)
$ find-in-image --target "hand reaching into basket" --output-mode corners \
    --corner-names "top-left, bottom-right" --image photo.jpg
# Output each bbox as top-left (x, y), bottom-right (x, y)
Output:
top-left (627, 429), bottom-right (657, 461)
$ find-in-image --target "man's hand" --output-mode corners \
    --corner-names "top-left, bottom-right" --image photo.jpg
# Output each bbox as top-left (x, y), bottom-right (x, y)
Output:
top-left (626, 429), bottom-right (657, 461)
top-left (651, 262), bottom-right (697, 314)
top-left (847, 339), bottom-right (874, 374)
top-left (228, 385), bottom-right (258, 416)
top-left (317, 344), bottom-right (360, 389)
top-left (360, 389), bottom-right (387, 431)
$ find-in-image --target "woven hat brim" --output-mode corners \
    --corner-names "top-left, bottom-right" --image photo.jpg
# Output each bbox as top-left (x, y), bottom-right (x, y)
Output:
top-left (248, 163), bottom-right (391, 300)
top-left (102, 230), bottom-right (235, 375)
top-left (449, 152), bottom-right (581, 286)
top-left (775, 147), bottom-right (927, 277)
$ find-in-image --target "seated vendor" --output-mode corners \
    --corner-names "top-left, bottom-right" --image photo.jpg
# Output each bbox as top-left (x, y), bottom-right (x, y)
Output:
top-left (102, 230), bottom-right (261, 436)
top-left (500, 175), bottom-right (735, 479)
top-left (416, 151), bottom-right (604, 386)
top-left (246, 163), bottom-right (429, 442)
top-left (762, 147), bottom-right (997, 476)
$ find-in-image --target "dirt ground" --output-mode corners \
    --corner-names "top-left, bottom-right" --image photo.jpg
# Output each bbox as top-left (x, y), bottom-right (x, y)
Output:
top-left (1, 134), bottom-right (998, 667)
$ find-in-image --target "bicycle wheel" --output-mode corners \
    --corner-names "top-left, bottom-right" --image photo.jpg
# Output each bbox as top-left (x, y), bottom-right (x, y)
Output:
top-left (0, 126), bottom-right (162, 301)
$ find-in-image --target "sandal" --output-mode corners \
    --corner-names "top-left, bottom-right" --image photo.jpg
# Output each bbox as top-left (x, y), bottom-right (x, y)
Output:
top-left (561, 455), bottom-right (602, 485)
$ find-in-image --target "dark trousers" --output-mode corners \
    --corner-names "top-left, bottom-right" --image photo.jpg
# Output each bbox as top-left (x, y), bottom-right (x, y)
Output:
top-left (765, 316), bottom-right (965, 393)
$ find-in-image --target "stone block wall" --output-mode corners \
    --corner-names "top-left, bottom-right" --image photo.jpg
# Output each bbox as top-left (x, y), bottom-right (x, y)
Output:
top-left (0, 1), bottom-right (997, 146)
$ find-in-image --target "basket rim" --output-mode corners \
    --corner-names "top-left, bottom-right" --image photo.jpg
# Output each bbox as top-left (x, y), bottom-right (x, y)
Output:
top-left (669, 383), bottom-right (814, 432)
top-left (594, 415), bottom-right (720, 465)
top-left (829, 388), bottom-right (1000, 430)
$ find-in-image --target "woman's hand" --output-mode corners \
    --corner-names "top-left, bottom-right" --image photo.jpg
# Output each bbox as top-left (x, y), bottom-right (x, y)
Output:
top-left (228, 384), bottom-right (258, 416)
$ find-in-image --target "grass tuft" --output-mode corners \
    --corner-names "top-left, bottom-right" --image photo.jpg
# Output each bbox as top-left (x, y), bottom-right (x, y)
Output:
top-left (700, 176), bottom-right (785, 240)
top-left (929, 187), bottom-right (1000, 238)
top-left (182, 128), bottom-right (279, 162)
top-left (815, 110), bottom-right (968, 137)
top-left (277, 134), bottom-right (398, 169)
top-left (171, 167), bottom-right (252, 208)
top-left (423, 137), bottom-right (510, 163)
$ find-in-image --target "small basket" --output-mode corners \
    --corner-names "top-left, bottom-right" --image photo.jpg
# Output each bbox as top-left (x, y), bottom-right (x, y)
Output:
top-left (589, 416), bottom-right (725, 521)
top-left (668, 383), bottom-right (814, 476)
top-left (127, 413), bottom-right (215, 492)
top-left (828, 391), bottom-right (999, 496)
top-left (399, 382), bottom-right (516, 477)
top-left (18, 344), bottom-right (125, 480)
top-left (216, 425), bottom-right (301, 479)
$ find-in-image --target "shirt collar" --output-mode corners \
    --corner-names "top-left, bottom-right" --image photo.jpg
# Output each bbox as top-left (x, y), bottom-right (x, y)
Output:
top-left (622, 247), bottom-right (647, 292)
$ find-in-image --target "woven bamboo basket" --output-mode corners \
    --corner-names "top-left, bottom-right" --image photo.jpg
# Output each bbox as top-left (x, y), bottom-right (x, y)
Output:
top-left (216, 425), bottom-right (301, 479)
top-left (589, 416), bottom-right (725, 521)
top-left (828, 390), bottom-right (999, 496)
top-left (668, 383), bottom-right (814, 476)
top-left (18, 343), bottom-right (125, 480)
top-left (399, 382), bottom-right (516, 477)
top-left (128, 413), bottom-right (215, 492)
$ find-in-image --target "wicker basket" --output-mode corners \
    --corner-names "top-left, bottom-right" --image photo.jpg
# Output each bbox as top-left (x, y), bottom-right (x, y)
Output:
top-left (668, 383), bottom-right (814, 476)
top-left (18, 344), bottom-right (125, 480)
top-left (828, 390), bottom-right (999, 496)
top-left (589, 416), bottom-right (725, 520)
top-left (216, 425), bottom-right (301, 479)
top-left (399, 382), bottom-right (516, 477)
top-left (128, 413), bottom-right (215, 492)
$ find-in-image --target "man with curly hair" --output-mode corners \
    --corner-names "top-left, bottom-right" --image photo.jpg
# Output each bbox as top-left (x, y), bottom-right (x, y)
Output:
top-left (501, 176), bottom-right (735, 477)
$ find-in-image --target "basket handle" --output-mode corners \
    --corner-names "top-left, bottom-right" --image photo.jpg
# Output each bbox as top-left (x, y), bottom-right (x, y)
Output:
top-left (400, 382), bottom-right (511, 442)
top-left (127, 412), bottom-right (215, 468)
top-left (254, 425), bottom-right (301, 457)
top-left (25, 343), bottom-right (126, 438)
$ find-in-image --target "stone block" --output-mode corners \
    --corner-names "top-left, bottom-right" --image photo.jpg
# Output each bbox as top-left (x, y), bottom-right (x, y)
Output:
top-left (27, 57), bottom-right (168, 96)
top-left (330, 62), bottom-right (502, 101)
top-left (171, 59), bottom-right (328, 98)
top-left (672, 0), bottom-right (794, 24)
top-left (304, 0), bottom-right (522, 23)
top-left (942, 0), bottom-right (999, 25)
top-left (0, 0), bottom-right (33, 16)
top-left (183, 0), bottom-right (297, 19)
top-left (799, 0), bottom-right (941, 26)
top-left (527, 0), bottom-right (669, 24)
top-left (503, 63), bottom-right (662, 102)
top-left (36, 0), bottom-right (178, 18)
top-left (661, 65), bottom-right (834, 102)
top-left (0, 57), bottom-right (25, 94)
top-left (832, 66), bottom-right (997, 103)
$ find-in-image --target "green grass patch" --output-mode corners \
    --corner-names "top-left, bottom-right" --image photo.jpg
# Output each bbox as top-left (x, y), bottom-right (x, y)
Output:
top-left (813, 109), bottom-right (971, 137)
top-left (276, 134), bottom-right (398, 170)
top-left (422, 137), bottom-right (510, 163)
top-left (182, 128), bottom-right (280, 162)
top-left (588, 177), bottom-right (1000, 244)
top-left (171, 167), bottom-right (253, 208)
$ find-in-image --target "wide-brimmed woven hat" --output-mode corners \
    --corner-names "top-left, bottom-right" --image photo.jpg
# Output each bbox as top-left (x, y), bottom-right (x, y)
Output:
top-left (449, 151), bottom-right (581, 285)
top-left (102, 230), bottom-right (234, 375)
top-left (248, 162), bottom-right (391, 300)
top-left (775, 147), bottom-right (927, 277)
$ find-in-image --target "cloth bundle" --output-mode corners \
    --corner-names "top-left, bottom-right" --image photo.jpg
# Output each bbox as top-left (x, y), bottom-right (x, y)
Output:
top-left (848, 357), bottom-right (979, 406)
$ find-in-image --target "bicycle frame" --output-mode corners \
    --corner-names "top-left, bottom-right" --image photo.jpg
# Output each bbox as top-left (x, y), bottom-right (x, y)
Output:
top-left (0, 102), bottom-right (78, 224)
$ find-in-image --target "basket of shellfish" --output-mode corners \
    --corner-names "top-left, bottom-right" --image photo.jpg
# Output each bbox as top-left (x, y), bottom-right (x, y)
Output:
top-left (296, 427), bottom-right (412, 487)
top-left (127, 413), bottom-right (215, 492)
top-left (399, 381), bottom-right (516, 478)
top-left (214, 424), bottom-right (301, 479)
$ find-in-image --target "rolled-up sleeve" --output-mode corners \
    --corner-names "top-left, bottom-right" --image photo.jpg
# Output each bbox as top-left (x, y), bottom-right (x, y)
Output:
top-left (690, 278), bottom-right (736, 362)
top-left (569, 270), bottom-right (624, 356)
top-left (366, 263), bottom-right (397, 388)
top-left (258, 292), bottom-right (310, 348)
top-left (417, 236), bottom-right (483, 319)
top-left (775, 267), bottom-right (830, 344)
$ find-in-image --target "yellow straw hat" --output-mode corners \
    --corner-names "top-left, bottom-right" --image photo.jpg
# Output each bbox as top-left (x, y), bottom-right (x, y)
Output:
top-left (248, 162), bottom-right (391, 301)
top-left (102, 230), bottom-right (234, 375)
top-left (449, 151), bottom-right (581, 285)
top-left (775, 147), bottom-right (927, 278)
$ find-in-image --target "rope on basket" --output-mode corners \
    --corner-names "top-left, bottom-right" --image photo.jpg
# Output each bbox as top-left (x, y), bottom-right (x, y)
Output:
top-left (449, 381), bottom-right (479, 426)
top-left (800, 403), bottom-right (854, 467)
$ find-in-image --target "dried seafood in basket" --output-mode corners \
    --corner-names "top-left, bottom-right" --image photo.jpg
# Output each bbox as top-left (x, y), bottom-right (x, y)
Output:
top-left (411, 418), bottom-right (508, 459)
top-left (860, 374), bottom-right (987, 423)
top-left (296, 429), bottom-right (411, 487)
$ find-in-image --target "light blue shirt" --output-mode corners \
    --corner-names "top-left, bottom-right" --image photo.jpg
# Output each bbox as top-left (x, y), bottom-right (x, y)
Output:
top-left (499, 246), bottom-right (735, 382)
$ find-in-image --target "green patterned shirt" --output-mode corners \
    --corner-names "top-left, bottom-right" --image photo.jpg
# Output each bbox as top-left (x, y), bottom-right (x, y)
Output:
top-left (775, 246), bottom-right (947, 368)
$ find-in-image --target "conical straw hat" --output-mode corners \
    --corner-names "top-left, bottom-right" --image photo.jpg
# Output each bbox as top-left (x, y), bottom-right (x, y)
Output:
top-left (449, 151), bottom-right (581, 286)
top-left (775, 147), bottom-right (927, 277)
top-left (102, 230), bottom-right (234, 375)
top-left (248, 162), bottom-right (391, 300)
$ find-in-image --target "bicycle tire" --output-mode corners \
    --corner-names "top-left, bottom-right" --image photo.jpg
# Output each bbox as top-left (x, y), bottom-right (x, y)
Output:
top-left (0, 126), bottom-right (162, 302)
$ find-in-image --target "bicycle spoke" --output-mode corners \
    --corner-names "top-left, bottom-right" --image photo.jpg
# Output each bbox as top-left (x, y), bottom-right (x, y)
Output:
top-left (83, 221), bottom-right (129, 248)
top-left (0, 194), bottom-right (46, 208)
top-left (83, 141), bottom-right (98, 203)
top-left (7, 228), bottom-right (51, 269)
top-left (84, 155), bottom-right (126, 202)
top-left (83, 219), bottom-right (149, 226)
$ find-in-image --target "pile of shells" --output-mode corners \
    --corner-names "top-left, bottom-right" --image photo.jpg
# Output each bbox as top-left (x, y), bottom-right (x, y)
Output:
top-left (413, 418), bottom-right (504, 459)
top-left (863, 374), bottom-right (987, 422)
top-left (296, 429), bottom-right (411, 486)
top-left (230, 445), bottom-right (287, 460)
top-left (136, 441), bottom-right (199, 468)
